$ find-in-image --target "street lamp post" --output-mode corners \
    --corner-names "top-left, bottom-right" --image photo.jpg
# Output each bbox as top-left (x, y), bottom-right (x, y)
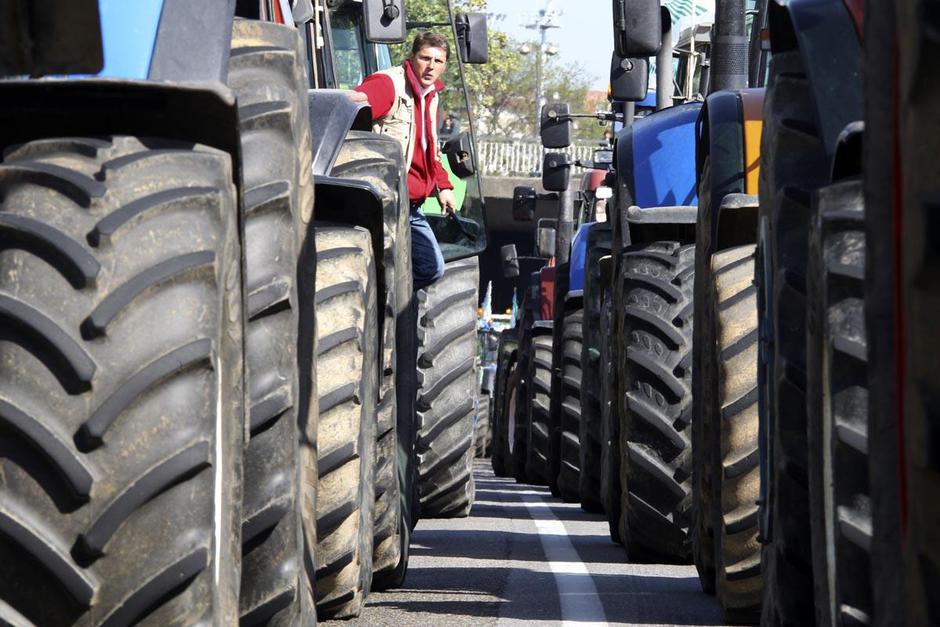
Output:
top-left (521, 5), bottom-right (560, 133)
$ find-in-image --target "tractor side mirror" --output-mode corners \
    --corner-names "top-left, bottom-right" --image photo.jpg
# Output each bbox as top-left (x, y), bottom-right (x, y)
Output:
top-left (611, 0), bottom-right (662, 57)
top-left (536, 224), bottom-right (556, 259)
top-left (609, 54), bottom-right (649, 102)
top-left (542, 152), bottom-right (572, 192)
top-left (363, 0), bottom-right (407, 44)
top-left (442, 132), bottom-right (476, 178)
top-left (512, 186), bottom-right (537, 221)
top-left (455, 13), bottom-right (488, 63)
top-left (540, 102), bottom-right (571, 149)
top-left (594, 148), bottom-right (614, 166)
top-left (501, 244), bottom-right (520, 278)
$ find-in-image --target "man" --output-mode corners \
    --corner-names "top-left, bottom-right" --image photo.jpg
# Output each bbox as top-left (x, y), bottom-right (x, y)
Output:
top-left (349, 32), bottom-right (457, 290)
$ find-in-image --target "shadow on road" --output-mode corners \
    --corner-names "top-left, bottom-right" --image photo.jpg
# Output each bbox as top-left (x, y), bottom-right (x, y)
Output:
top-left (325, 461), bottom-right (725, 625)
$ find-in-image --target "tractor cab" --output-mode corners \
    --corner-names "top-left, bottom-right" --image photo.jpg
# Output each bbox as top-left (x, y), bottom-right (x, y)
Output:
top-left (303, 0), bottom-right (490, 261)
top-left (673, 21), bottom-right (712, 102)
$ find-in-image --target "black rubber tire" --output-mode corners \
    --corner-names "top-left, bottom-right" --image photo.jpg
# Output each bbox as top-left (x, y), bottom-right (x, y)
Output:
top-left (0, 136), bottom-right (243, 625)
top-left (807, 179), bottom-right (872, 627)
top-left (599, 273), bottom-right (624, 544)
top-left (313, 225), bottom-right (377, 618)
top-left (557, 306), bottom-right (584, 503)
top-left (326, 131), bottom-right (410, 587)
top-left (617, 242), bottom-right (694, 563)
top-left (580, 225), bottom-right (612, 514)
top-left (229, 20), bottom-right (318, 625)
top-left (547, 265), bottom-right (570, 499)
top-left (708, 246), bottom-right (762, 623)
top-left (508, 360), bottom-right (528, 483)
top-left (525, 330), bottom-right (554, 486)
top-left (692, 157), bottom-right (717, 597)
top-left (756, 48), bottom-right (829, 627)
top-left (416, 257), bottom-right (479, 518)
top-left (490, 332), bottom-right (518, 477)
top-left (474, 394), bottom-right (492, 458)
top-left (511, 326), bottom-right (532, 484)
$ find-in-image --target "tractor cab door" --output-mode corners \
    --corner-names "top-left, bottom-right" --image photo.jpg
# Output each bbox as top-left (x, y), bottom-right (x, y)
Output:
top-left (311, 0), bottom-right (393, 89)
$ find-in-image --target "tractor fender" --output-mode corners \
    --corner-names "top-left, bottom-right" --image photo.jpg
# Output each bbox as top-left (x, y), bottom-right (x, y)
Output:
top-left (697, 90), bottom-right (746, 234)
top-left (309, 90), bottom-right (373, 176)
top-left (625, 204), bottom-right (698, 224)
top-left (769, 0), bottom-right (862, 160)
top-left (0, 79), bottom-right (241, 177)
top-left (569, 222), bottom-right (594, 292)
top-left (696, 88), bottom-right (764, 252)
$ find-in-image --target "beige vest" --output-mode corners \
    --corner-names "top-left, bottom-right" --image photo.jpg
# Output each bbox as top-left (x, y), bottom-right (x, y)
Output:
top-left (371, 65), bottom-right (441, 170)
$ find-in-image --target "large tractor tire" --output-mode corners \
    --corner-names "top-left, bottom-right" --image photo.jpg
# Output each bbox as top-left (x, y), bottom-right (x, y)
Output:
top-left (807, 179), bottom-right (872, 626)
top-left (511, 326), bottom-right (533, 483)
top-left (0, 137), bottom-right (243, 625)
top-left (706, 246), bottom-right (762, 622)
top-left (692, 158), bottom-right (717, 597)
top-left (525, 328), bottom-right (554, 486)
top-left (598, 264), bottom-right (623, 543)
top-left (557, 305), bottom-right (585, 503)
top-left (547, 266), bottom-right (570, 499)
top-left (326, 131), bottom-right (410, 589)
top-left (490, 331), bottom-right (518, 477)
top-left (474, 394), bottom-right (492, 458)
top-left (617, 242), bottom-right (694, 562)
top-left (756, 48), bottom-right (829, 626)
top-left (313, 226), bottom-right (377, 618)
top-left (580, 226), bottom-right (612, 513)
top-left (508, 360), bottom-right (528, 483)
top-left (229, 20), bottom-right (318, 624)
top-left (416, 257), bottom-right (479, 518)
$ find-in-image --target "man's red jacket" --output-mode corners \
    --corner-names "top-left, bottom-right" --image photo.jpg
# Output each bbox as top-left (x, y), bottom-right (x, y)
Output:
top-left (354, 61), bottom-right (453, 204)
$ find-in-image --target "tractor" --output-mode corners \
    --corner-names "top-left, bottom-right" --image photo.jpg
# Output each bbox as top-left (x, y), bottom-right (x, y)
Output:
top-left (688, 0), bottom-right (768, 621)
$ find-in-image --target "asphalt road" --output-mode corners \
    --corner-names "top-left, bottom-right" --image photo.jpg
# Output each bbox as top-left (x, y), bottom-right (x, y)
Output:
top-left (326, 460), bottom-right (726, 626)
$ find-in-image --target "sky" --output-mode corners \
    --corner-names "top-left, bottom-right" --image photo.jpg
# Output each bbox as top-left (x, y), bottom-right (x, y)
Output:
top-left (482, 0), bottom-right (716, 91)
top-left (484, 0), bottom-right (614, 91)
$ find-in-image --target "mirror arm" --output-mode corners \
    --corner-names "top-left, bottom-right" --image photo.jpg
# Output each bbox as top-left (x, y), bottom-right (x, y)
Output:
top-left (546, 110), bottom-right (624, 123)
top-left (445, 0), bottom-right (486, 217)
top-left (406, 20), bottom-right (450, 28)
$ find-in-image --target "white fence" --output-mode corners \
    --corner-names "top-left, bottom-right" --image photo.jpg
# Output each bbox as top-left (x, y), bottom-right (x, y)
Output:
top-left (476, 137), bottom-right (601, 177)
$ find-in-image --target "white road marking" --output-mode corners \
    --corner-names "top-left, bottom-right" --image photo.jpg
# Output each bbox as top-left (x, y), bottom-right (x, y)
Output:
top-left (519, 489), bottom-right (608, 626)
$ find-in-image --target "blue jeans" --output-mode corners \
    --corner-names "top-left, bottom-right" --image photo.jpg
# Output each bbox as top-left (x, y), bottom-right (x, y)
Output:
top-left (410, 205), bottom-right (444, 290)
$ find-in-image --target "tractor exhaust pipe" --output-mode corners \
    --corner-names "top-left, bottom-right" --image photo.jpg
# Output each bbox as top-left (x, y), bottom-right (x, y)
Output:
top-left (656, 6), bottom-right (673, 110)
top-left (709, 0), bottom-right (748, 93)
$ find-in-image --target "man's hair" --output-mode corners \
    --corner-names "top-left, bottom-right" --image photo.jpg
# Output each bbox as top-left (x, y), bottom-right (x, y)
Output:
top-left (410, 32), bottom-right (450, 61)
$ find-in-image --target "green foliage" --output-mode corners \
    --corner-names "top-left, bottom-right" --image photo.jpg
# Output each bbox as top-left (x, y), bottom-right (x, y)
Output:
top-left (400, 0), bottom-right (597, 139)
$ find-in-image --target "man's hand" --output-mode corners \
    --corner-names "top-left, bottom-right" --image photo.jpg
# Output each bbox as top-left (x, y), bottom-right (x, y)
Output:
top-left (437, 188), bottom-right (458, 216)
top-left (348, 90), bottom-right (369, 104)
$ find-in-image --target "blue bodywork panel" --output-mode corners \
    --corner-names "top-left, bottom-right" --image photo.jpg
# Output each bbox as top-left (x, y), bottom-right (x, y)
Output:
top-left (97, 0), bottom-right (165, 79)
top-left (569, 222), bottom-right (593, 292)
top-left (630, 102), bottom-right (702, 208)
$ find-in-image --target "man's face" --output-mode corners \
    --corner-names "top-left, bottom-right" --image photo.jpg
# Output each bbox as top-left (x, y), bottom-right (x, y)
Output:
top-left (410, 45), bottom-right (448, 88)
